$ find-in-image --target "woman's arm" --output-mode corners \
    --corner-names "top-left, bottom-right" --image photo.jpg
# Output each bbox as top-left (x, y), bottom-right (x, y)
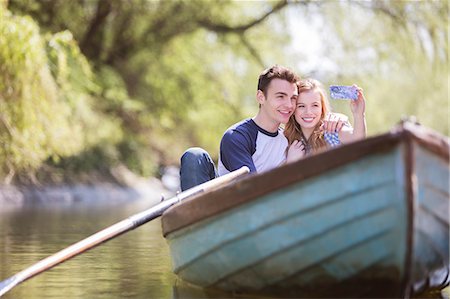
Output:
top-left (339, 85), bottom-right (366, 143)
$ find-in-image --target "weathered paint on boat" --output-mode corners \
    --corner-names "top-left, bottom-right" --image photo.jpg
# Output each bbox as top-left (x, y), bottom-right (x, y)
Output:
top-left (411, 141), bottom-right (449, 293)
top-left (161, 122), bottom-right (449, 298)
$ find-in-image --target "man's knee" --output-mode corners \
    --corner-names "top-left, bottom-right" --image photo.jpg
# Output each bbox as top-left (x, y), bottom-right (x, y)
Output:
top-left (180, 147), bottom-right (216, 191)
top-left (181, 147), bottom-right (209, 166)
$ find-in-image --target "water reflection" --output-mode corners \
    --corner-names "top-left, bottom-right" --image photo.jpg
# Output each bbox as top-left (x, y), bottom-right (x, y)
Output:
top-left (1, 196), bottom-right (447, 298)
top-left (1, 197), bottom-right (177, 299)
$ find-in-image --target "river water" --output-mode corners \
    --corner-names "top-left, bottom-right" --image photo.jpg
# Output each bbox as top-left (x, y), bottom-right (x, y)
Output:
top-left (1, 189), bottom-right (448, 299)
top-left (0, 190), bottom-right (239, 299)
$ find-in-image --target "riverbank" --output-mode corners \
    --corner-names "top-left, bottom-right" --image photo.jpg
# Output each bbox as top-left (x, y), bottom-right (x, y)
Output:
top-left (0, 165), bottom-right (178, 206)
top-left (0, 179), bottom-right (166, 206)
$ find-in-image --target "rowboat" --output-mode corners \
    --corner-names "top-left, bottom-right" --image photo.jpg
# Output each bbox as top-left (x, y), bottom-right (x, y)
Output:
top-left (161, 121), bottom-right (449, 298)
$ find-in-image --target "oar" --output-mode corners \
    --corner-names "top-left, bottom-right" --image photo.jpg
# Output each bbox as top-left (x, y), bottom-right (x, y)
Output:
top-left (0, 166), bottom-right (249, 297)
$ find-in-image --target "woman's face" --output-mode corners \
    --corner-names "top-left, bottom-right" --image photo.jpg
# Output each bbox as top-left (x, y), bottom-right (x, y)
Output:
top-left (294, 89), bottom-right (323, 130)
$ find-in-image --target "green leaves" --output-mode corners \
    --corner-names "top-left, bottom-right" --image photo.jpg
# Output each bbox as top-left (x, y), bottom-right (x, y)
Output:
top-left (0, 12), bottom-right (122, 181)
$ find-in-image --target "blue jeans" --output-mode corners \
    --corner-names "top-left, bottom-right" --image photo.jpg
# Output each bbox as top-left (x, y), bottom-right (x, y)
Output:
top-left (179, 147), bottom-right (218, 191)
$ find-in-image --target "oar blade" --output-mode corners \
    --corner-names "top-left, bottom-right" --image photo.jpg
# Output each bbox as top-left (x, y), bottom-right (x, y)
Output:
top-left (0, 276), bottom-right (19, 297)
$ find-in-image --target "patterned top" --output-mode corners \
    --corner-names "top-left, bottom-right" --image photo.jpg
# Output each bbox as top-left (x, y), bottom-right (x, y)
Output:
top-left (323, 132), bottom-right (341, 147)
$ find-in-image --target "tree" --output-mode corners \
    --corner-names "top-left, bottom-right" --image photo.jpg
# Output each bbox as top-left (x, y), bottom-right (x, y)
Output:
top-left (3, 0), bottom-right (292, 182)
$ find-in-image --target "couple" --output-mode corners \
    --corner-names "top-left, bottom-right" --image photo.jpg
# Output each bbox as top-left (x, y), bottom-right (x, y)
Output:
top-left (180, 65), bottom-right (366, 191)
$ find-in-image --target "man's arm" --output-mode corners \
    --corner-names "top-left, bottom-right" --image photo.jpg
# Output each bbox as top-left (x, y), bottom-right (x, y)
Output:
top-left (220, 130), bottom-right (256, 173)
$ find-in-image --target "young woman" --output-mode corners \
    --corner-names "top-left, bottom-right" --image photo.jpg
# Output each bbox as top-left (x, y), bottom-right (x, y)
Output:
top-left (285, 78), bottom-right (366, 163)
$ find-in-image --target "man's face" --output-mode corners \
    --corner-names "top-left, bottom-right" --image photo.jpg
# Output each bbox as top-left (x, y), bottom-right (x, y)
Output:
top-left (258, 78), bottom-right (298, 125)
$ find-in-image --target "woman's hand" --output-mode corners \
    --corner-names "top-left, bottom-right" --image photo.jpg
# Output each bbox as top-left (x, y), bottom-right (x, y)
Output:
top-left (286, 140), bottom-right (307, 163)
top-left (350, 85), bottom-right (366, 117)
top-left (339, 84), bottom-right (366, 143)
top-left (322, 113), bottom-right (349, 133)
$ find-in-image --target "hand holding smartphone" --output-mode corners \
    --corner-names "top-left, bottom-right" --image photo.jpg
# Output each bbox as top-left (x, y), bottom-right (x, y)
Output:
top-left (330, 85), bottom-right (358, 100)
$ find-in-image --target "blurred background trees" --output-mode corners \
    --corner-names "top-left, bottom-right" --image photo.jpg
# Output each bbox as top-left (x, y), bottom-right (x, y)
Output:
top-left (0, 0), bottom-right (448, 184)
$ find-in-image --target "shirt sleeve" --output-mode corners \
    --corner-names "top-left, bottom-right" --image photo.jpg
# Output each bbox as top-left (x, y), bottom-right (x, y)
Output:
top-left (220, 129), bottom-right (257, 173)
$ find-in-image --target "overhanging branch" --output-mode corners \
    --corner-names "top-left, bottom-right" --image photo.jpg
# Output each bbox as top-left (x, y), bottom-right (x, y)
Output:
top-left (197, 0), bottom-right (288, 33)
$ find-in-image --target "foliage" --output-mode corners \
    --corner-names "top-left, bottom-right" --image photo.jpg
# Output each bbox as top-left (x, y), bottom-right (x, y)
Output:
top-left (0, 11), bottom-right (123, 182)
top-left (0, 11), bottom-right (69, 179)
top-left (2, 0), bottom-right (290, 183)
top-left (335, 1), bottom-right (448, 135)
top-left (286, 1), bottom-right (448, 136)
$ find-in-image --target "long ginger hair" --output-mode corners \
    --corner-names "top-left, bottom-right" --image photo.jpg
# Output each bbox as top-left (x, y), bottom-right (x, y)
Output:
top-left (284, 78), bottom-right (331, 154)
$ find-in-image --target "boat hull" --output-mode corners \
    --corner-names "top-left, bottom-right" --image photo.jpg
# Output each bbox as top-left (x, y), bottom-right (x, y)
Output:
top-left (411, 144), bottom-right (450, 293)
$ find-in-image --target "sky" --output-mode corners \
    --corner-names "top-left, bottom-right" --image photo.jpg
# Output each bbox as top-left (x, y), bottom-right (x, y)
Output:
top-left (286, 5), bottom-right (340, 78)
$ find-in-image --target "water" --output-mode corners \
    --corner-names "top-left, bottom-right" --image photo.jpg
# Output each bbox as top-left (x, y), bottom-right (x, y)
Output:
top-left (1, 194), bottom-right (448, 299)
top-left (0, 195), bottom-right (189, 299)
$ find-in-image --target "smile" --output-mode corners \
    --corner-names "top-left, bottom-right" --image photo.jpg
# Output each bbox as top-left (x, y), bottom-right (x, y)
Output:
top-left (302, 117), bottom-right (316, 122)
top-left (279, 110), bottom-right (292, 116)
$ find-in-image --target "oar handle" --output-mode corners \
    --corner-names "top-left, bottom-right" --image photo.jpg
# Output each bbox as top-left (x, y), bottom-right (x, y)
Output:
top-left (129, 166), bottom-right (250, 226)
top-left (0, 166), bottom-right (249, 297)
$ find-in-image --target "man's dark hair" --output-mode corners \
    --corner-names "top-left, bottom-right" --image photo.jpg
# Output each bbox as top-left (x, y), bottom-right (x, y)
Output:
top-left (257, 65), bottom-right (300, 95)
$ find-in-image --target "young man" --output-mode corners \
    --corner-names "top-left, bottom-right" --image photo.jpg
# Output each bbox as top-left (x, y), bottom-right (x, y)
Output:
top-left (180, 65), bottom-right (299, 191)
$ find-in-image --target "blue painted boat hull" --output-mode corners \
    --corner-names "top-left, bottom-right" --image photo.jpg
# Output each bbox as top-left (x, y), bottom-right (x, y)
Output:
top-left (162, 122), bottom-right (449, 297)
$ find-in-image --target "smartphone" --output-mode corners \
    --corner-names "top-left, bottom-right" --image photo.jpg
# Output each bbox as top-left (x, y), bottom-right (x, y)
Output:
top-left (329, 85), bottom-right (358, 100)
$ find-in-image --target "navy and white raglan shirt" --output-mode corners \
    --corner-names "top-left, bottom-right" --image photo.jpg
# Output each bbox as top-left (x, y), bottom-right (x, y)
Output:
top-left (218, 119), bottom-right (288, 176)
